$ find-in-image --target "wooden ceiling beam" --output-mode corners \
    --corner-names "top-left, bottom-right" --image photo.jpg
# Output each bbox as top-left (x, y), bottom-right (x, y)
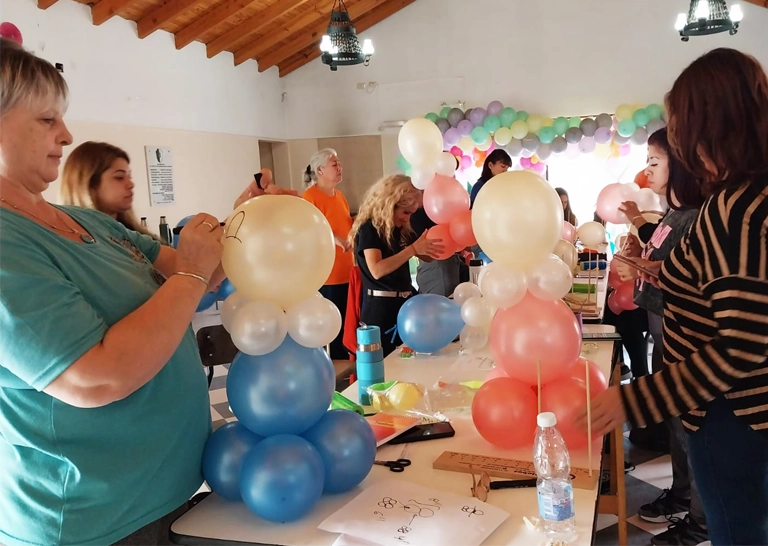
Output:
top-left (258, 0), bottom-right (385, 72)
top-left (742, 0), bottom-right (768, 8)
top-left (137, 0), bottom-right (203, 39)
top-left (37, 0), bottom-right (60, 9)
top-left (205, 0), bottom-right (313, 59)
top-left (278, 0), bottom-right (415, 76)
top-left (174, 0), bottom-right (258, 50)
top-left (91, 0), bottom-right (133, 25)
top-left (232, 0), bottom-right (337, 66)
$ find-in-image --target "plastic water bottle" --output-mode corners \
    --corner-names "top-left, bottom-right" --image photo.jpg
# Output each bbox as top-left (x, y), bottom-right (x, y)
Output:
top-left (533, 412), bottom-right (577, 543)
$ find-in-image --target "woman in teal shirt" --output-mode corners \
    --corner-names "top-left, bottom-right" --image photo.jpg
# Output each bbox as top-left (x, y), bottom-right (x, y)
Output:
top-left (0, 39), bottom-right (257, 545)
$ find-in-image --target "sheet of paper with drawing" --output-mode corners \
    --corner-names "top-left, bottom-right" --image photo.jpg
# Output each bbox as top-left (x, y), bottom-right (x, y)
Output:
top-left (318, 482), bottom-right (509, 546)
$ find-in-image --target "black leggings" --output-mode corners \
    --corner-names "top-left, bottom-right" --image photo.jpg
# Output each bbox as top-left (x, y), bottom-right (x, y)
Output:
top-left (319, 283), bottom-right (350, 360)
top-left (602, 298), bottom-right (649, 378)
top-left (360, 294), bottom-right (408, 357)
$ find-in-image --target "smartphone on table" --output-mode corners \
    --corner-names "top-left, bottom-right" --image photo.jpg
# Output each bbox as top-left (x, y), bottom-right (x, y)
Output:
top-left (387, 422), bottom-right (456, 445)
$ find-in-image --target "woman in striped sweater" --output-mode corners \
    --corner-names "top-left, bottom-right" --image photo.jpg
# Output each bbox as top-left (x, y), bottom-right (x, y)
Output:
top-left (578, 48), bottom-right (768, 546)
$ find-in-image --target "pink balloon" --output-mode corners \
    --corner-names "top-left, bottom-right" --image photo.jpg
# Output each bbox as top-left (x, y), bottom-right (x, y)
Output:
top-left (561, 221), bottom-right (577, 243)
top-left (0, 22), bottom-right (23, 44)
top-left (460, 155), bottom-right (472, 169)
top-left (423, 175), bottom-right (470, 224)
top-left (485, 366), bottom-right (509, 382)
top-left (596, 183), bottom-right (628, 224)
top-left (450, 146), bottom-right (462, 157)
top-left (519, 157), bottom-right (532, 169)
top-left (619, 144), bottom-right (631, 157)
top-left (608, 260), bottom-right (626, 290)
top-left (472, 377), bottom-right (539, 449)
top-left (427, 224), bottom-right (460, 260)
top-left (489, 292), bottom-right (582, 386)
top-left (449, 209), bottom-right (477, 247)
top-left (532, 162), bottom-right (546, 174)
top-left (540, 377), bottom-right (601, 450)
top-left (607, 292), bottom-right (623, 315)
top-left (566, 357), bottom-right (609, 394)
top-left (613, 282), bottom-right (637, 310)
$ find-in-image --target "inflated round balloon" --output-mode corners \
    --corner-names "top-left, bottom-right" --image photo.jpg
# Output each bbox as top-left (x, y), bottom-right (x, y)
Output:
top-left (478, 262), bottom-right (527, 310)
top-left (540, 375), bottom-right (605, 450)
top-left (173, 215), bottom-right (194, 249)
top-left (612, 282), bottom-right (638, 311)
top-left (460, 325), bottom-right (489, 351)
top-left (221, 291), bottom-right (248, 332)
top-left (217, 278), bottom-right (236, 299)
top-left (202, 422), bottom-right (262, 501)
top-left (239, 435), bottom-right (324, 522)
top-left (196, 291), bottom-right (218, 313)
top-left (485, 365), bottom-right (508, 382)
top-left (460, 296), bottom-right (494, 328)
top-left (397, 294), bottom-right (464, 353)
top-left (229, 300), bottom-right (288, 356)
top-left (398, 118), bottom-right (443, 167)
top-left (577, 221), bottom-right (607, 248)
top-left (489, 292), bottom-right (581, 386)
top-left (227, 337), bottom-right (335, 436)
top-left (452, 281), bottom-right (481, 305)
top-left (423, 175), bottom-right (469, 224)
top-left (471, 171), bottom-right (563, 269)
top-left (526, 255), bottom-right (574, 301)
top-left (567, 357), bottom-right (609, 393)
top-left (285, 295), bottom-right (342, 349)
top-left (554, 239), bottom-right (579, 271)
top-left (0, 22), bottom-right (23, 44)
top-left (472, 377), bottom-right (538, 449)
top-left (302, 410), bottom-right (376, 494)
top-left (410, 165), bottom-right (435, 190)
top-left (426, 224), bottom-right (460, 260)
top-left (222, 196), bottom-right (335, 309)
top-left (449, 209), bottom-right (477, 247)
top-left (435, 152), bottom-right (458, 177)
top-left (596, 184), bottom-right (628, 225)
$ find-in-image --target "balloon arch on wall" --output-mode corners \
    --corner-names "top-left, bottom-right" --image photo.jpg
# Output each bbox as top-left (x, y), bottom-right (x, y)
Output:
top-left (396, 101), bottom-right (667, 184)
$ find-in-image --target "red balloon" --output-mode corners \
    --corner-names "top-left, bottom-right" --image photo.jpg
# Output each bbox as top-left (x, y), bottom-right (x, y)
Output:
top-left (423, 175), bottom-right (470, 225)
top-left (613, 282), bottom-right (637, 311)
top-left (607, 260), bottom-right (626, 290)
top-left (561, 221), bottom-right (576, 244)
top-left (540, 377), bottom-right (599, 450)
top-left (472, 377), bottom-right (539, 449)
top-left (0, 22), bottom-right (23, 44)
top-left (489, 292), bottom-right (582, 386)
top-left (596, 183), bottom-right (628, 224)
top-left (485, 366), bottom-right (508, 382)
top-left (426, 224), bottom-right (460, 260)
top-left (449, 210), bottom-right (476, 247)
top-left (566, 357), bottom-right (609, 395)
top-left (607, 292), bottom-right (623, 315)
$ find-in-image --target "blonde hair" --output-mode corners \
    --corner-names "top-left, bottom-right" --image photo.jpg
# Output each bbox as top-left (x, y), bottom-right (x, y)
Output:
top-left (303, 148), bottom-right (338, 186)
top-left (0, 37), bottom-right (68, 117)
top-left (60, 141), bottom-right (157, 238)
top-left (349, 174), bottom-right (422, 249)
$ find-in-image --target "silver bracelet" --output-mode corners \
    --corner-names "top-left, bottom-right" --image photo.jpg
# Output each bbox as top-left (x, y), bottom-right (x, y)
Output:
top-left (175, 271), bottom-right (209, 286)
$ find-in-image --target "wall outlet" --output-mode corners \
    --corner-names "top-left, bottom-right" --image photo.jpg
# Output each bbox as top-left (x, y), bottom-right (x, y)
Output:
top-left (356, 83), bottom-right (366, 90)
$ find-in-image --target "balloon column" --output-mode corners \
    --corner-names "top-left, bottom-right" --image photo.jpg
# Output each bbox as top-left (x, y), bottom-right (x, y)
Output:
top-left (201, 195), bottom-right (376, 523)
top-left (399, 101), bottom-right (666, 178)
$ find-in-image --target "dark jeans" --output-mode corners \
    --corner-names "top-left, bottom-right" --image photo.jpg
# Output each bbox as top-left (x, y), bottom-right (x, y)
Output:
top-left (688, 397), bottom-right (768, 545)
top-left (602, 299), bottom-right (649, 378)
top-left (360, 293), bottom-right (408, 357)
top-left (320, 283), bottom-right (350, 360)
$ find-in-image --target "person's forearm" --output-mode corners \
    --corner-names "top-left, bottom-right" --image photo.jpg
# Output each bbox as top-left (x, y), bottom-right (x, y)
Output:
top-left (368, 246), bottom-right (416, 279)
top-left (44, 275), bottom-right (208, 408)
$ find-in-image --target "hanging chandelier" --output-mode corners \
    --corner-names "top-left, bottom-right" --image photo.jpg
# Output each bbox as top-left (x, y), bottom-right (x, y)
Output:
top-left (319, 0), bottom-right (374, 71)
top-left (675, 0), bottom-right (744, 41)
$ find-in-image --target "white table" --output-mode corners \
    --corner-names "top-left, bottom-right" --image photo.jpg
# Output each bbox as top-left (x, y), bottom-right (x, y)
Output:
top-left (170, 327), bottom-right (618, 546)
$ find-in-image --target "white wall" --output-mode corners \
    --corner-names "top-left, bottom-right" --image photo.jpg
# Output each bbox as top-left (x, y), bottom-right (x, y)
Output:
top-left (2, 0), bottom-right (286, 138)
top-left (282, 0), bottom-right (768, 138)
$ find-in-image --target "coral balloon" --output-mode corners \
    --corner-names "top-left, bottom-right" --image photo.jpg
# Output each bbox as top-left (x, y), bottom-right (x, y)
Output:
top-left (596, 183), bottom-right (628, 224)
top-left (449, 210), bottom-right (477, 247)
top-left (561, 221), bottom-right (577, 243)
top-left (540, 377), bottom-right (600, 450)
top-left (607, 292), bottom-right (623, 315)
top-left (222, 196), bottom-right (335, 309)
top-left (472, 378), bottom-right (539, 449)
top-left (485, 366), bottom-right (509, 382)
top-left (423, 175), bottom-right (470, 224)
top-left (489, 292), bottom-right (581, 386)
top-left (472, 171), bottom-right (563, 269)
top-left (613, 282), bottom-right (638, 311)
top-left (567, 357), bottom-right (609, 394)
top-left (608, 260), bottom-right (626, 290)
top-left (427, 224), bottom-right (460, 260)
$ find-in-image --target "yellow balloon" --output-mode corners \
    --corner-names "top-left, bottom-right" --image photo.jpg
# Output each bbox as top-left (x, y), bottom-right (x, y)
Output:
top-left (576, 221), bottom-right (606, 248)
top-left (510, 120), bottom-right (529, 140)
top-left (615, 104), bottom-right (634, 121)
top-left (541, 117), bottom-right (555, 127)
top-left (494, 126), bottom-right (513, 146)
top-left (527, 115), bottom-right (543, 133)
top-left (458, 135), bottom-right (475, 154)
top-left (594, 143), bottom-right (611, 160)
top-left (222, 195), bottom-right (335, 309)
top-left (476, 138), bottom-right (492, 151)
top-left (398, 117), bottom-right (443, 167)
top-left (471, 171), bottom-right (564, 269)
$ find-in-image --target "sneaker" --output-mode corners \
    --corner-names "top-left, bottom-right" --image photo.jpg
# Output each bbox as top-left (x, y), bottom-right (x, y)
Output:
top-left (651, 514), bottom-right (710, 546)
top-left (620, 364), bottom-right (632, 381)
top-left (638, 489), bottom-right (690, 523)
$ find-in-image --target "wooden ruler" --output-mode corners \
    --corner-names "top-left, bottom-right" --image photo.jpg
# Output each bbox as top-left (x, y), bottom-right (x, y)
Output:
top-left (432, 451), bottom-right (599, 490)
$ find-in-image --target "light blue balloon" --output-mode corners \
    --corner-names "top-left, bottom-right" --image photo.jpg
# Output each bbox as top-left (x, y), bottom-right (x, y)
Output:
top-left (226, 336), bottom-right (335, 436)
top-left (470, 126), bottom-right (490, 145)
top-left (302, 410), bottom-right (376, 494)
top-left (196, 291), bottom-right (218, 312)
top-left (217, 278), bottom-right (236, 300)
top-left (538, 126), bottom-right (556, 144)
top-left (239, 435), bottom-right (325, 523)
top-left (172, 215), bottom-right (195, 249)
top-left (479, 252), bottom-right (493, 265)
top-left (397, 294), bottom-right (464, 353)
top-left (202, 422), bottom-right (262, 501)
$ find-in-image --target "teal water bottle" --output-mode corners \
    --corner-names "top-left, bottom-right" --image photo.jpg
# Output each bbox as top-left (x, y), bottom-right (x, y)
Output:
top-left (356, 325), bottom-right (385, 406)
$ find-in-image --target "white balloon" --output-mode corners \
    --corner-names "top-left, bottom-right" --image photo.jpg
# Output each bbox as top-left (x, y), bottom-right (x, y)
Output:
top-left (619, 182), bottom-right (640, 202)
top-left (527, 255), bottom-right (575, 301)
top-left (435, 151), bottom-right (458, 177)
top-left (230, 301), bottom-right (288, 356)
top-left (411, 165), bottom-right (436, 190)
top-left (461, 296), bottom-right (494, 328)
top-left (221, 291), bottom-right (248, 332)
top-left (460, 325), bottom-right (489, 351)
top-left (636, 187), bottom-right (660, 211)
top-left (577, 221), bottom-right (606, 248)
top-left (285, 296), bottom-right (342, 349)
top-left (398, 118), bottom-right (443, 167)
top-left (453, 282), bottom-right (482, 305)
top-left (553, 239), bottom-right (579, 271)
top-left (479, 262), bottom-right (528, 309)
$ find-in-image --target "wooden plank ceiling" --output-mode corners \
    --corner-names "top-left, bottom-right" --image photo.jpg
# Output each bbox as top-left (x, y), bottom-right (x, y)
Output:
top-left (40, 0), bottom-right (415, 76)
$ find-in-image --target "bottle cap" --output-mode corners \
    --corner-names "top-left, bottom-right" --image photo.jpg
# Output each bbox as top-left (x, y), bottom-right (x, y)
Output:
top-left (537, 412), bottom-right (557, 428)
top-left (469, 259), bottom-right (483, 267)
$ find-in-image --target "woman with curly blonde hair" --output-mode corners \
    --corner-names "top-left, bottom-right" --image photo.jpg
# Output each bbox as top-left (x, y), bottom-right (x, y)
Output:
top-left (349, 174), bottom-right (443, 355)
top-left (60, 141), bottom-right (157, 238)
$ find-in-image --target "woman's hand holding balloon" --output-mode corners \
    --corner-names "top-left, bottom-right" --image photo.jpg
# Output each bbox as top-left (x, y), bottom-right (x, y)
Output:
top-left (412, 231), bottom-right (444, 259)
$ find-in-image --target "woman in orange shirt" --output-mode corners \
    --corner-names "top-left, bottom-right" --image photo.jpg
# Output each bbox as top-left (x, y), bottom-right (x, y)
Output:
top-left (302, 149), bottom-right (353, 360)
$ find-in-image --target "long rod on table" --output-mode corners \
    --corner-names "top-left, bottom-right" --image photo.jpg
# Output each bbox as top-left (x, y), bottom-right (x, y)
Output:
top-left (586, 358), bottom-right (593, 477)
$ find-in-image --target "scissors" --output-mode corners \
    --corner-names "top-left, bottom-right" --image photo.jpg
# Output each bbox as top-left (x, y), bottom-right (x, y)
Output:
top-left (373, 458), bottom-right (411, 472)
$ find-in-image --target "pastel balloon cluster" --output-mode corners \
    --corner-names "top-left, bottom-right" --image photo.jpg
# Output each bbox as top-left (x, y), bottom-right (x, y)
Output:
top-left (219, 195), bottom-right (342, 355)
top-left (202, 339), bottom-right (376, 522)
